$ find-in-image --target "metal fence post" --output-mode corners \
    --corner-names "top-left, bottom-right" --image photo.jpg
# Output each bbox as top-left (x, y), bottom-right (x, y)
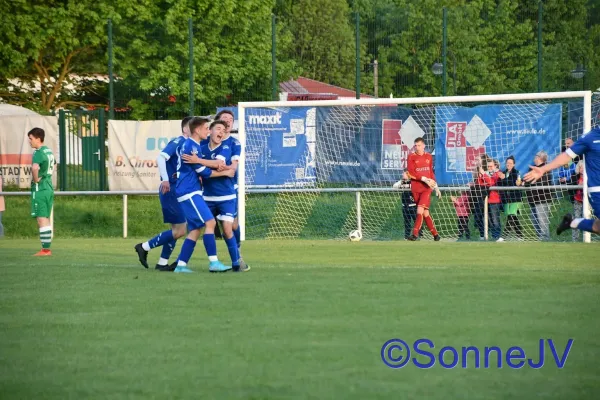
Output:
top-left (272, 14), bottom-right (278, 101)
top-left (442, 8), bottom-right (447, 97)
top-left (123, 194), bottom-right (128, 238)
top-left (537, 1), bottom-right (543, 92)
top-left (355, 12), bottom-right (360, 99)
top-left (356, 191), bottom-right (362, 233)
top-left (188, 17), bottom-right (194, 116)
top-left (58, 109), bottom-right (67, 191)
top-left (98, 109), bottom-right (107, 191)
top-left (108, 19), bottom-right (115, 120)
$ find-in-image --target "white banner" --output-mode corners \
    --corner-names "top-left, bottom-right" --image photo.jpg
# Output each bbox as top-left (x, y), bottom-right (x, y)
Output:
top-left (108, 120), bottom-right (181, 191)
top-left (0, 115), bottom-right (59, 189)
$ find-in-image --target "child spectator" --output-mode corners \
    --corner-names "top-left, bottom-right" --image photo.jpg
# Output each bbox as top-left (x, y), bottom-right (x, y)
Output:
top-left (451, 191), bottom-right (471, 241)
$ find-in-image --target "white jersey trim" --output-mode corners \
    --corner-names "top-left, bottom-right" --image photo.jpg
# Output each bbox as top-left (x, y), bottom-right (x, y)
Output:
top-left (589, 187), bottom-right (600, 193)
top-left (216, 215), bottom-right (235, 222)
top-left (231, 155), bottom-right (240, 161)
top-left (566, 148), bottom-right (578, 159)
top-left (195, 166), bottom-right (206, 173)
top-left (159, 151), bottom-right (171, 161)
top-left (177, 190), bottom-right (203, 202)
top-left (203, 194), bottom-right (236, 202)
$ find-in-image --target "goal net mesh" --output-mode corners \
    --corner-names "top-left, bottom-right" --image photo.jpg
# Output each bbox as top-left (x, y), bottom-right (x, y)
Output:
top-left (241, 95), bottom-right (599, 242)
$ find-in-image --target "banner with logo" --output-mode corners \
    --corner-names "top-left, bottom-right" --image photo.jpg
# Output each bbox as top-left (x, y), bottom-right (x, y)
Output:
top-left (107, 120), bottom-right (180, 191)
top-left (313, 106), bottom-right (434, 184)
top-left (243, 107), bottom-right (316, 187)
top-left (434, 104), bottom-right (562, 185)
top-left (0, 115), bottom-right (58, 189)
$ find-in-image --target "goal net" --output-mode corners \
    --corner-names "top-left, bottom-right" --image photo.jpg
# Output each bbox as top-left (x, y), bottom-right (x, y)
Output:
top-left (237, 92), bottom-right (599, 243)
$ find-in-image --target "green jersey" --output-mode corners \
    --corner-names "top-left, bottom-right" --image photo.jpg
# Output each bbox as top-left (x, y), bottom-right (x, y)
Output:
top-left (31, 145), bottom-right (55, 192)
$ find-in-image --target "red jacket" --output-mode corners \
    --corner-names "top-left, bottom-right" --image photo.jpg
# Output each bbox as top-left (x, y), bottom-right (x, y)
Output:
top-left (487, 171), bottom-right (501, 204)
top-left (453, 193), bottom-right (470, 217)
top-left (407, 152), bottom-right (435, 192)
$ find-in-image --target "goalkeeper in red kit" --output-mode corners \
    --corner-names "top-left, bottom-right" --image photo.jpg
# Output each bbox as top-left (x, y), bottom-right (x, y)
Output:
top-left (406, 137), bottom-right (441, 241)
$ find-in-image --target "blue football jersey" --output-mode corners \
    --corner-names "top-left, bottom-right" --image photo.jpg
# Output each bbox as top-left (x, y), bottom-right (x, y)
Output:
top-left (567, 127), bottom-right (600, 191)
top-left (159, 135), bottom-right (185, 184)
top-left (200, 142), bottom-right (236, 201)
top-left (175, 137), bottom-right (213, 198)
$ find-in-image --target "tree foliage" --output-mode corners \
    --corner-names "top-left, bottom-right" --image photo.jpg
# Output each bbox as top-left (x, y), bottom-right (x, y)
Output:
top-left (0, 0), bottom-right (599, 115)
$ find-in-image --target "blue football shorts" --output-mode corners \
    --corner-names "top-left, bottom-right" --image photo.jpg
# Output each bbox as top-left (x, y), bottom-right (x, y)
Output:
top-left (178, 193), bottom-right (215, 230)
top-left (206, 199), bottom-right (236, 223)
top-left (159, 186), bottom-right (186, 224)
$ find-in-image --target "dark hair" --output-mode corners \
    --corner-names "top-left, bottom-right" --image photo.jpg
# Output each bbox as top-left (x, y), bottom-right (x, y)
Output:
top-left (181, 116), bottom-right (193, 132)
top-left (414, 137), bottom-right (425, 144)
top-left (215, 110), bottom-right (234, 120)
top-left (27, 127), bottom-right (45, 142)
top-left (506, 155), bottom-right (515, 163)
top-left (210, 120), bottom-right (227, 130)
top-left (188, 117), bottom-right (210, 134)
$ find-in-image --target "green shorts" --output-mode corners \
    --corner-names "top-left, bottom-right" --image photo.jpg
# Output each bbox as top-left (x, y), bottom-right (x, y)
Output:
top-left (31, 190), bottom-right (54, 218)
top-left (504, 202), bottom-right (521, 216)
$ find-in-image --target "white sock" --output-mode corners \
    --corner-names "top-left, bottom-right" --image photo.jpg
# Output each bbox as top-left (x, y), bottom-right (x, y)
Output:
top-left (142, 242), bottom-right (151, 251)
top-left (208, 256), bottom-right (218, 262)
top-left (570, 218), bottom-right (583, 229)
top-left (177, 260), bottom-right (187, 267)
top-left (157, 257), bottom-right (168, 266)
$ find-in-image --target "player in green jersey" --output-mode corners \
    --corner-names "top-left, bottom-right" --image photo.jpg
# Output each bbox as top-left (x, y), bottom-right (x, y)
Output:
top-left (28, 128), bottom-right (55, 256)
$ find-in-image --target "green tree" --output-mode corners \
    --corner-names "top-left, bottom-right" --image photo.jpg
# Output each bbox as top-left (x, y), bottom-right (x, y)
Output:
top-left (0, 0), bottom-right (158, 112)
top-left (280, 0), bottom-right (357, 90)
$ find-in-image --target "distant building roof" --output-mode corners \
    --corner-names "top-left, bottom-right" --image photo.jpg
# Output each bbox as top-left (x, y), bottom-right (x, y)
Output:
top-left (279, 76), bottom-right (374, 99)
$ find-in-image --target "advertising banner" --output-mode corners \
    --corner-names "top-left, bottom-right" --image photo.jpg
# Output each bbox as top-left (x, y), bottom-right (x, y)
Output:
top-left (0, 115), bottom-right (58, 189)
top-left (435, 104), bottom-right (562, 184)
top-left (108, 120), bottom-right (180, 191)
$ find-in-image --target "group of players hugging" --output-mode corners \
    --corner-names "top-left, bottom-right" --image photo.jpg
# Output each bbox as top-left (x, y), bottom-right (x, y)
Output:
top-left (134, 110), bottom-right (250, 273)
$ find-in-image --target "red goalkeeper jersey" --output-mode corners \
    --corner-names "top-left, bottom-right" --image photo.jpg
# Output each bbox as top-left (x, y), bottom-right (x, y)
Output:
top-left (407, 151), bottom-right (435, 192)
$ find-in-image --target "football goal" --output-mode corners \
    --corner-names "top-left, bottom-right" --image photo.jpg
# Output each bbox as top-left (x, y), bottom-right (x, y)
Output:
top-left (237, 91), bottom-right (598, 243)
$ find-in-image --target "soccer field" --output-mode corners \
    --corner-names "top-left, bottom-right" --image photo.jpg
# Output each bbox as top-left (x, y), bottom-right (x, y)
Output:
top-left (1, 238), bottom-right (599, 399)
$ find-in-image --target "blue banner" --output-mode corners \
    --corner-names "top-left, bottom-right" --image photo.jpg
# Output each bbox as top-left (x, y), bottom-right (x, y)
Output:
top-left (245, 107), bottom-right (316, 187)
top-left (434, 104), bottom-right (562, 185)
top-left (314, 106), bottom-right (435, 184)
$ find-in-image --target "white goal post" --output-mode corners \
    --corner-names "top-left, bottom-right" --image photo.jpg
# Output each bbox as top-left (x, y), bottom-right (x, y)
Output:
top-left (237, 91), bottom-right (595, 243)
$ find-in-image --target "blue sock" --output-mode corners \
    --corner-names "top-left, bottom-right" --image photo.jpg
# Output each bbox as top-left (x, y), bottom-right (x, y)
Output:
top-left (577, 219), bottom-right (595, 233)
top-left (203, 234), bottom-right (217, 259)
top-left (160, 239), bottom-right (177, 260)
top-left (146, 230), bottom-right (174, 249)
top-left (233, 227), bottom-right (241, 249)
top-left (225, 236), bottom-right (240, 267)
top-left (177, 238), bottom-right (197, 265)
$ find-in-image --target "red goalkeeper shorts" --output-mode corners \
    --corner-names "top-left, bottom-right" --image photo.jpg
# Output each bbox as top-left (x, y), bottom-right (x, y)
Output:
top-left (412, 189), bottom-right (432, 209)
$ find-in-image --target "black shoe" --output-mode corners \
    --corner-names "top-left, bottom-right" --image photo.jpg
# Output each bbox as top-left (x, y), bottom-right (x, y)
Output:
top-left (156, 262), bottom-right (177, 272)
top-left (407, 235), bottom-right (418, 241)
top-left (434, 235), bottom-right (441, 241)
top-left (556, 213), bottom-right (573, 235)
top-left (134, 243), bottom-right (148, 268)
top-left (233, 258), bottom-right (250, 272)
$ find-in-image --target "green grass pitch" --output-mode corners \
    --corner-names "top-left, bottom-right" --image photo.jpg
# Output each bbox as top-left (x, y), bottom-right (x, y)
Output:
top-left (1, 238), bottom-right (599, 399)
